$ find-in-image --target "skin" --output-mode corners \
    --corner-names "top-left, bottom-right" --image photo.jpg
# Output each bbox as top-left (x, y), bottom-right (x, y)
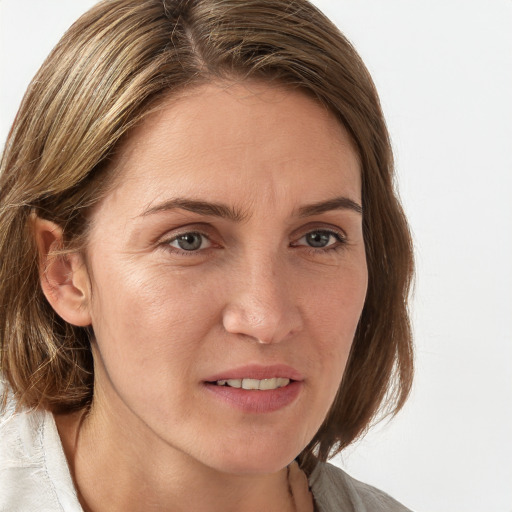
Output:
top-left (39, 82), bottom-right (367, 512)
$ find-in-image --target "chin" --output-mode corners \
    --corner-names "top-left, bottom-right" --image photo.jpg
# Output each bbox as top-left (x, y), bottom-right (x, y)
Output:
top-left (202, 438), bottom-right (303, 476)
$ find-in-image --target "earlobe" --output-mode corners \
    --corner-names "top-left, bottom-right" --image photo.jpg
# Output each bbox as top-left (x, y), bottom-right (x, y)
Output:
top-left (31, 215), bottom-right (92, 327)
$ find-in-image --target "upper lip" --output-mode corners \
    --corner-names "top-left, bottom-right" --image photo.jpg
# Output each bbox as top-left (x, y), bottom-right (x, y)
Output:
top-left (204, 364), bottom-right (304, 383)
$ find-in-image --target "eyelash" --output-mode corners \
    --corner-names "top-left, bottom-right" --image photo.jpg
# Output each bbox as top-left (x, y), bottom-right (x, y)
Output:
top-left (161, 228), bottom-right (347, 256)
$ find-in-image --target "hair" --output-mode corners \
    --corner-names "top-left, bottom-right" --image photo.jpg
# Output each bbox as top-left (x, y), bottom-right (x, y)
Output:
top-left (0, 0), bottom-right (413, 472)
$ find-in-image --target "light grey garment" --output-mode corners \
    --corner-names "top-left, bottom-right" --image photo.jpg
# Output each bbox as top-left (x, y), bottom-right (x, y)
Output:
top-left (1, 395), bottom-right (412, 512)
top-left (310, 462), bottom-right (413, 512)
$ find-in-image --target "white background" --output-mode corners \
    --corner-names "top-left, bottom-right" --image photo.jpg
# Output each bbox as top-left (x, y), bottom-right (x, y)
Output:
top-left (1, 1), bottom-right (511, 511)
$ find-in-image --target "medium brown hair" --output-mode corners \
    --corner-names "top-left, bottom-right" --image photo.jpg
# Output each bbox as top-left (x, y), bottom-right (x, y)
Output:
top-left (0, 0), bottom-right (413, 470)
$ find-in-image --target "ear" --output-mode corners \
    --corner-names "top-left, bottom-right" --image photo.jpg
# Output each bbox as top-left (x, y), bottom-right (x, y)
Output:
top-left (31, 215), bottom-right (92, 327)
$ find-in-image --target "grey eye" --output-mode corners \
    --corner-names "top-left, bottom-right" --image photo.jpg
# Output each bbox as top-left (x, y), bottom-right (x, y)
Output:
top-left (305, 231), bottom-right (333, 248)
top-left (294, 230), bottom-right (343, 249)
top-left (169, 232), bottom-right (210, 251)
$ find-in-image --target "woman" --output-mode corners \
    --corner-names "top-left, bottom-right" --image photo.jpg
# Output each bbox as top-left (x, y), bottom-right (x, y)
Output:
top-left (0, 0), bottom-right (414, 510)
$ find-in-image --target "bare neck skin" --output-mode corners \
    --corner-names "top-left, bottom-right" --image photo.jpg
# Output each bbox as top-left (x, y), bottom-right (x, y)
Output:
top-left (55, 387), bottom-right (305, 512)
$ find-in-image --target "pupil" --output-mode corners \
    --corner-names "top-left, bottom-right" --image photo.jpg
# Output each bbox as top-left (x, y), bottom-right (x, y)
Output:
top-left (307, 232), bottom-right (330, 248)
top-left (177, 233), bottom-right (202, 251)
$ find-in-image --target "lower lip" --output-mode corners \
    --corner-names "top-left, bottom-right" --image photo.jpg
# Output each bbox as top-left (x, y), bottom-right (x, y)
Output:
top-left (203, 381), bottom-right (302, 413)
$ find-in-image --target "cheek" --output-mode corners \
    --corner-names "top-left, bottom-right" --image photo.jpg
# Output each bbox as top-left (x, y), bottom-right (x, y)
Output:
top-left (305, 258), bottom-right (367, 378)
top-left (87, 264), bottom-right (223, 423)
top-left (294, 265), bottom-right (367, 442)
top-left (306, 258), bottom-right (367, 337)
top-left (88, 261), bottom-right (222, 362)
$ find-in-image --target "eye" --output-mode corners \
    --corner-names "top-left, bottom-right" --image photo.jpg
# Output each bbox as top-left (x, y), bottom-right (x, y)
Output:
top-left (293, 229), bottom-right (345, 249)
top-left (167, 232), bottom-right (211, 252)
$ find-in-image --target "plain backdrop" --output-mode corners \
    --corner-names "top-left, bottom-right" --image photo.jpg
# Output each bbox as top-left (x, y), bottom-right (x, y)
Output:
top-left (1, 2), bottom-right (511, 511)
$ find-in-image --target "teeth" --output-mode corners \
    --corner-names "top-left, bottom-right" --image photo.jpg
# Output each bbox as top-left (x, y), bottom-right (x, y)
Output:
top-left (242, 378), bottom-right (260, 390)
top-left (259, 378), bottom-right (290, 390)
top-left (258, 378), bottom-right (277, 390)
top-left (215, 378), bottom-right (290, 390)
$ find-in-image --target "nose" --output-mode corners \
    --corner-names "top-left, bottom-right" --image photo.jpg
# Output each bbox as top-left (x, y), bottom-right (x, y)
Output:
top-left (221, 255), bottom-right (303, 344)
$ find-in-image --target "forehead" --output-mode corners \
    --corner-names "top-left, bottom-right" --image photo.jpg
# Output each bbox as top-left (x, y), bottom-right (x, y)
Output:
top-left (102, 81), bottom-right (361, 216)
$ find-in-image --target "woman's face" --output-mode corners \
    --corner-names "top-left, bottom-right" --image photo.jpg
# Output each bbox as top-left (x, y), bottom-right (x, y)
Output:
top-left (82, 82), bottom-right (367, 474)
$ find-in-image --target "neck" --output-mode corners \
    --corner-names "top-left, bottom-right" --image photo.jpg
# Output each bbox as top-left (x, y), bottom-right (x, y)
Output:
top-left (55, 401), bottom-right (298, 512)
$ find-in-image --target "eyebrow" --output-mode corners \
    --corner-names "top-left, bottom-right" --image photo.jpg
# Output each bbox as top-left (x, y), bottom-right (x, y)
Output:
top-left (141, 198), bottom-right (248, 222)
top-left (298, 196), bottom-right (363, 217)
top-left (141, 195), bottom-right (362, 221)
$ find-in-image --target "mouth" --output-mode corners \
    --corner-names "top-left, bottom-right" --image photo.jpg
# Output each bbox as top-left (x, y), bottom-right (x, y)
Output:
top-left (203, 365), bottom-right (303, 413)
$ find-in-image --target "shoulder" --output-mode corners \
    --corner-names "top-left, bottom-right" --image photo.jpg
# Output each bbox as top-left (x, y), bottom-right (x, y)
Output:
top-left (0, 387), bottom-right (53, 510)
top-left (0, 385), bottom-right (47, 477)
top-left (0, 384), bottom-right (82, 511)
top-left (309, 461), bottom-right (413, 512)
